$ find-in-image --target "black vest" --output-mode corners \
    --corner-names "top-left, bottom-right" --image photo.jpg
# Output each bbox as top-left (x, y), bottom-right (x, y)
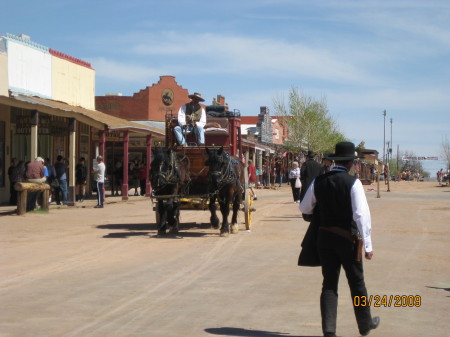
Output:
top-left (314, 168), bottom-right (357, 232)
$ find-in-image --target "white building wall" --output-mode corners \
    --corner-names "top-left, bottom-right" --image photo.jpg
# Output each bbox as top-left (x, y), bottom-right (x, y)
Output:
top-left (6, 36), bottom-right (52, 98)
top-left (0, 41), bottom-right (8, 96)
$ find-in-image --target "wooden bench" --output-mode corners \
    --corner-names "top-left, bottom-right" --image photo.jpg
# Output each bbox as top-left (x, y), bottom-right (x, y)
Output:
top-left (14, 182), bottom-right (51, 215)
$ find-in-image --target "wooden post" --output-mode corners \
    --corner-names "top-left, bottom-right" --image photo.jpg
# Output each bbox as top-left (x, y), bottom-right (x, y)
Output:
top-left (15, 182), bottom-right (51, 215)
top-left (146, 134), bottom-right (152, 197)
top-left (376, 161), bottom-right (381, 198)
top-left (41, 190), bottom-right (50, 210)
top-left (68, 118), bottom-right (77, 206)
top-left (30, 110), bottom-right (38, 161)
top-left (99, 130), bottom-right (106, 202)
top-left (122, 131), bottom-right (129, 200)
top-left (17, 189), bottom-right (28, 215)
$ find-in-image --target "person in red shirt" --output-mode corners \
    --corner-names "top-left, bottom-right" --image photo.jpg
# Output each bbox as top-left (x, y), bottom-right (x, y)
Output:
top-left (26, 157), bottom-right (46, 183)
top-left (247, 160), bottom-right (257, 201)
top-left (138, 162), bottom-right (148, 196)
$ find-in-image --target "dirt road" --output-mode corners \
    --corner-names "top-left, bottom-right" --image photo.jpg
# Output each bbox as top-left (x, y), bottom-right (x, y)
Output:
top-left (0, 182), bottom-right (449, 337)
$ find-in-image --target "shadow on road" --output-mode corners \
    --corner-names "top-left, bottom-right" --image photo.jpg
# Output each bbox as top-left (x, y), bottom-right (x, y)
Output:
top-left (426, 286), bottom-right (450, 291)
top-left (205, 327), bottom-right (319, 337)
top-left (97, 222), bottom-right (216, 239)
top-left (426, 285), bottom-right (450, 297)
top-left (98, 223), bottom-right (157, 231)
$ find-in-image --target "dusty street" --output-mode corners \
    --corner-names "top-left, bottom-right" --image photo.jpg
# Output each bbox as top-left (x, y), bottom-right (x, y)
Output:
top-left (0, 182), bottom-right (449, 337)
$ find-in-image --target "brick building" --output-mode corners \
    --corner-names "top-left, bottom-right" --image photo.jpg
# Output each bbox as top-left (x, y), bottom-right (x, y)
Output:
top-left (96, 76), bottom-right (190, 121)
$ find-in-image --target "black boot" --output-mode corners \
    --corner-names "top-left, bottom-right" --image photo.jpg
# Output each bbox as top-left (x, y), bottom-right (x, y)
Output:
top-left (360, 316), bottom-right (380, 336)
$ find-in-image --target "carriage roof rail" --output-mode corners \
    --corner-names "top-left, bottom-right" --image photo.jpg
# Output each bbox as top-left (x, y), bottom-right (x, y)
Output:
top-left (206, 109), bottom-right (240, 118)
top-left (206, 105), bottom-right (226, 112)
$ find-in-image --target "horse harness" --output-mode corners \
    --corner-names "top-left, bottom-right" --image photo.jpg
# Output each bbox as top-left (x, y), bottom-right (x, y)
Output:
top-left (209, 151), bottom-right (243, 198)
top-left (153, 152), bottom-right (188, 193)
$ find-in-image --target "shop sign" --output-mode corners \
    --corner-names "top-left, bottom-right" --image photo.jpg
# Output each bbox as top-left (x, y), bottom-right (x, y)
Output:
top-left (15, 115), bottom-right (31, 134)
top-left (105, 131), bottom-right (124, 142)
top-left (129, 138), bottom-right (146, 147)
top-left (16, 115), bottom-right (57, 135)
top-left (158, 106), bottom-right (174, 112)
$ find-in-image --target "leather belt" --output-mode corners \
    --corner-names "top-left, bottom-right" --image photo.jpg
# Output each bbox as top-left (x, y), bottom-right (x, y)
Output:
top-left (320, 226), bottom-right (355, 243)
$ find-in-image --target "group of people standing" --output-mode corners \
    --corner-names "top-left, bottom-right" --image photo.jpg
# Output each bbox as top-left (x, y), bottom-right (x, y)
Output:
top-left (7, 155), bottom-right (105, 210)
top-left (7, 155), bottom-right (69, 210)
top-left (111, 159), bottom-right (148, 197)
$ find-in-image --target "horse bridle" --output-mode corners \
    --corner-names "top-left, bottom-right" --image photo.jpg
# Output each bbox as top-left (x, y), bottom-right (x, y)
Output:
top-left (153, 152), bottom-right (180, 192)
top-left (209, 151), bottom-right (238, 194)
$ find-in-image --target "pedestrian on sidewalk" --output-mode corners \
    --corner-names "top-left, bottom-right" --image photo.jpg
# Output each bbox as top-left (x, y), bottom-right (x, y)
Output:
top-left (247, 160), bottom-right (257, 200)
top-left (300, 150), bottom-right (321, 201)
top-left (92, 156), bottom-right (106, 208)
top-left (8, 158), bottom-right (18, 205)
top-left (288, 161), bottom-right (301, 203)
top-left (300, 142), bottom-right (380, 337)
top-left (75, 157), bottom-right (87, 202)
top-left (54, 155), bottom-right (69, 205)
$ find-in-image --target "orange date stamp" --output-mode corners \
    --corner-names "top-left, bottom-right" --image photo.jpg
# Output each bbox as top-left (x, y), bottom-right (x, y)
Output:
top-left (353, 295), bottom-right (421, 307)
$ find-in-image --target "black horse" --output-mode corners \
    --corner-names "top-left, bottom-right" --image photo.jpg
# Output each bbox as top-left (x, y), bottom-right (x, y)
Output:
top-left (150, 147), bottom-right (190, 235)
top-left (205, 147), bottom-right (245, 237)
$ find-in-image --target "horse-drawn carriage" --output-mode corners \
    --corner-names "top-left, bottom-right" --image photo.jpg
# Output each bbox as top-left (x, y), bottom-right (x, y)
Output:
top-left (150, 106), bottom-right (253, 236)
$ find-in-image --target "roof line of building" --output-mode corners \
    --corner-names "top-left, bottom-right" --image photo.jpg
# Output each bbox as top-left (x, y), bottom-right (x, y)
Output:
top-left (0, 93), bottom-right (164, 136)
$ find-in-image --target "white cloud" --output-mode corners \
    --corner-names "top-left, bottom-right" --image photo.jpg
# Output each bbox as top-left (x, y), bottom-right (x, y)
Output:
top-left (115, 31), bottom-right (375, 85)
top-left (89, 57), bottom-right (163, 82)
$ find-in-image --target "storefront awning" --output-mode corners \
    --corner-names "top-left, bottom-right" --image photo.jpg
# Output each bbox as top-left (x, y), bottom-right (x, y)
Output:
top-left (0, 93), bottom-right (165, 136)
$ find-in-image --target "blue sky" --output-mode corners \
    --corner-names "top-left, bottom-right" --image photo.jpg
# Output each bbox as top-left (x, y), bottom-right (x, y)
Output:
top-left (1, 0), bottom-right (449, 157)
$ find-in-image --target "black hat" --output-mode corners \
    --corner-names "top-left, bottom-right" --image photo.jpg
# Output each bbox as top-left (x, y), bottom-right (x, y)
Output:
top-left (326, 142), bottom-right (359, 161)
top-left (306, 150), bottom-right (316, 158)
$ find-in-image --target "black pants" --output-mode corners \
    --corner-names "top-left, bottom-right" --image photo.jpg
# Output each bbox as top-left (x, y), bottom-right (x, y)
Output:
top-left (140, 179), bottom-right (146, 195)
top-left (289, 178), bottom-right (300, 201)
top-left (318, 229), bottom-right (372, 335)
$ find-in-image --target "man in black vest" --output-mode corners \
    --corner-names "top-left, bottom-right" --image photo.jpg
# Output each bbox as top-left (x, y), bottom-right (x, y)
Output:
top-left (174, 92), bottom-right (206, 146)
top-left (300, 150), bottom-right (321, 201)
top-left (300, 142), bottom-right (380, 337)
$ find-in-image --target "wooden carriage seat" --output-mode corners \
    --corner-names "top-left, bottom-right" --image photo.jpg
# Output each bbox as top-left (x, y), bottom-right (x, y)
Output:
top-left (175, 117), bottom-right (229, 146)
top-left (204, 117), bottom-right (229, 147)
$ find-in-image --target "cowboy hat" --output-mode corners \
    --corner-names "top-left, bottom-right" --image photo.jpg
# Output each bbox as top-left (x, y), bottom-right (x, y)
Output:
top-left (188, 92), bottom-right (205, 102)
top-left (306, 150), bottom-right (316, 158)
top-left (326, 142), bottom-right (359, 161)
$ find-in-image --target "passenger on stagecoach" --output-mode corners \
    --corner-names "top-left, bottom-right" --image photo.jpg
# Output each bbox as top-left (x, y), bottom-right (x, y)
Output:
top-left (174, 92), bottom-right (207, 147)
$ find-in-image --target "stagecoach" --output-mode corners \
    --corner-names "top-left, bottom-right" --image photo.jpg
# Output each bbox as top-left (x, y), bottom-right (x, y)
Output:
top-left (150, 105), bottom-right (253, 235)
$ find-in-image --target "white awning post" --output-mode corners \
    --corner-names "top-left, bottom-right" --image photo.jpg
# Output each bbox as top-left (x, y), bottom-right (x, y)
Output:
top-left (68, 118), bottom-right (76, 206)
top-left (30, 110), bottom-right (38, 161)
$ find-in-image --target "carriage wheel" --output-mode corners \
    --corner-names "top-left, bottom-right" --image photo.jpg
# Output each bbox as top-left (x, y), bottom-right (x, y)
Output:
top-left (244, 192), bottom-right (253, 230)
top-left (243, 168), bottom-right (252, 230)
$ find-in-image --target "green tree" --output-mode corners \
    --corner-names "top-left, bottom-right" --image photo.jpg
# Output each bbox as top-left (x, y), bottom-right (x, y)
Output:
top-left (399, 150), bottom-right (426, 177)
top-left (273, 87), bottom-right (346, 156)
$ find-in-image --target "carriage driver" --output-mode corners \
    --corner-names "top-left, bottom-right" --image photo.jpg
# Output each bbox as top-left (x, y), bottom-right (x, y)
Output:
top-left (174, 92), bottom-right (207, 147)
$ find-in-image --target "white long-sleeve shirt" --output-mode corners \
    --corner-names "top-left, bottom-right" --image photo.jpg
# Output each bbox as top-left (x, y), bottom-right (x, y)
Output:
top-left (299, 167), bottom-right (373, 252)
top-left (177, 104), bottom-right (206, 128)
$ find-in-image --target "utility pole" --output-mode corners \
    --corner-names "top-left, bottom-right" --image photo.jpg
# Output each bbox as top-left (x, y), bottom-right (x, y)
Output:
top-left (390, 118), bottom-right (393, 173)
top-left (386, 140), bottom-right (391, 192)
top-left (378, 109), bottom-right (386, 198)
top-left (383, 110), bottom-right (386, 168)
